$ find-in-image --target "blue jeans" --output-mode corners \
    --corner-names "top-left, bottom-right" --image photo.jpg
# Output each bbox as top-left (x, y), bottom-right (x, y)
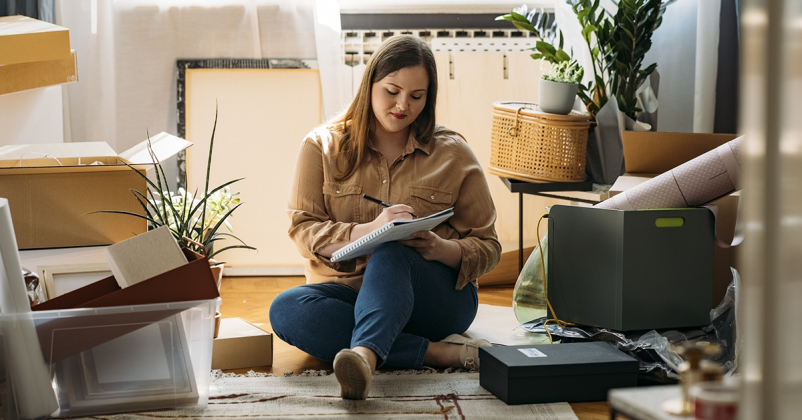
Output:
top-left (269, 242), bottom-right (479, 369)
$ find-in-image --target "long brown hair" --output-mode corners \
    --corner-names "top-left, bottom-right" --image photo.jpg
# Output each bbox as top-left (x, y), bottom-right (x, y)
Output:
top-left (329, 35), bottom-right (439, 180)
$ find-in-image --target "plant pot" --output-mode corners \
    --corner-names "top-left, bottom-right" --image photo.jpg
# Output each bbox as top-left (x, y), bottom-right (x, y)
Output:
top-left (538, 78), bottom-right (578, 115)
top-left (209, 260), bottom-right (225, 338)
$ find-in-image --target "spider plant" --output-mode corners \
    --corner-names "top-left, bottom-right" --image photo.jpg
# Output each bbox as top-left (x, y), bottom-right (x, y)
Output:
top-left (100, 106), bottom-right (256, 261)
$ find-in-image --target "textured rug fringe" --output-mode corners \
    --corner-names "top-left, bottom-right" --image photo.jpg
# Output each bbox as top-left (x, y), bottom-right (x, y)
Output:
top-left (210, 366), bottom-right (473, 379)
top-left (298, 369), bottom-right (332, 376)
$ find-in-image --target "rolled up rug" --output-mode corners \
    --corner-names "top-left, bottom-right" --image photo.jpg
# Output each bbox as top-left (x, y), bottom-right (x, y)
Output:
top-left (596, 135), bottom-right (744, 210)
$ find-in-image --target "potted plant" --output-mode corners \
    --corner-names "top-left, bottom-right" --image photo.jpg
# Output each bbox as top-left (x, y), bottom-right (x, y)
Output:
top-left (539, 59), bottom-right (584, 114)
top-left (498, 1), bottom-right (674, 184)
top-left (100, 107), bottom-right (256, 284)
top-left (498, 1), bottom-right (672, 120)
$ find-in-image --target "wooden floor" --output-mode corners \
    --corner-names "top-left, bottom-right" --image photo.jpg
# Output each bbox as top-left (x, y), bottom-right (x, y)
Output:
top-left (218, 276), bottom-right (613, 420)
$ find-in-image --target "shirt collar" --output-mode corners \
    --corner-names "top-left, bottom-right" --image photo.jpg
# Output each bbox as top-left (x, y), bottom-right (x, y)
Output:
top-left (367, 130), bottom-right (434, 157)
top-left (407, 130), bottom-right (434, 156)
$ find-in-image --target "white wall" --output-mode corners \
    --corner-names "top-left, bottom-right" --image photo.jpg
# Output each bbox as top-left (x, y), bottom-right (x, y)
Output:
top-left (0, 86), bottom-right (64, 146)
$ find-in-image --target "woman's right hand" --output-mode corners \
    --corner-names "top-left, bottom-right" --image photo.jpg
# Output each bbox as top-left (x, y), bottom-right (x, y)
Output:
top-left (371, 204), bottom-right (416, 228)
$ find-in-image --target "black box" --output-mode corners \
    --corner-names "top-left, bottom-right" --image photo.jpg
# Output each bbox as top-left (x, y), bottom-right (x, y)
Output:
top-left (479, 342), bottom-right (638, 405)
top-left (548, 205), bottom-right (715, 331)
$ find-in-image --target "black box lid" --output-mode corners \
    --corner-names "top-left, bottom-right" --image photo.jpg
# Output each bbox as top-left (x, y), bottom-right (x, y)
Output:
top-left (480, 342), bottom-right (638, 378)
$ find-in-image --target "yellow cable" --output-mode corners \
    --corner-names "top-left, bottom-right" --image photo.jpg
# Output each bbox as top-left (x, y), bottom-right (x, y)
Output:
top-left (536, 213), bottom-right (574, 343)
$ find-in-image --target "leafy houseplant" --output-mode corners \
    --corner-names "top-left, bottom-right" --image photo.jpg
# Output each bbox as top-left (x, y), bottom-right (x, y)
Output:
top-left (102, 107), bottom-right (256, 263)
top-left (539, 59), bottom-right (584, 114)
top-left (498, 0), bottom-right (673, 121)
top-left (568, 0), bottom-right (674, 121)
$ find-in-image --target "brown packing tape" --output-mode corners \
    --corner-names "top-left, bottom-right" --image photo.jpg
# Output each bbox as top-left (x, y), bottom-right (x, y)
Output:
top-left (32, 249), bottom-right (220, 363)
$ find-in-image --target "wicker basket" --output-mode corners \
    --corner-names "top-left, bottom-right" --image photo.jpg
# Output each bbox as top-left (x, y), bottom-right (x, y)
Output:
top-left (489, 101), bottom-right (591, 183)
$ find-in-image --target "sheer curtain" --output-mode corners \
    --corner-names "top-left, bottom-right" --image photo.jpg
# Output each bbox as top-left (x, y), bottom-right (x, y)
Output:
top-left (739, 0), bottom-right (802, 418)
top-left (56, 0), bottom-right (344, 153)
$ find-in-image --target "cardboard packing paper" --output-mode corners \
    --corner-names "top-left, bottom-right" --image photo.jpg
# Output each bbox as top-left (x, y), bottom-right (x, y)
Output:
top-left (596, 136), bottom-right (744, 210)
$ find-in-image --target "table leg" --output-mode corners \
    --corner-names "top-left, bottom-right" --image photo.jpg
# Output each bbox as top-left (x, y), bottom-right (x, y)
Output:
top-left (518, 192), bottom-right (524, 273)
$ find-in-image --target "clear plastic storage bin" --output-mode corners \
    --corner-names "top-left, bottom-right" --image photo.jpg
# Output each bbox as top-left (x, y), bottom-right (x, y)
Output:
top-left (0, 298), bottom-right (219, 419)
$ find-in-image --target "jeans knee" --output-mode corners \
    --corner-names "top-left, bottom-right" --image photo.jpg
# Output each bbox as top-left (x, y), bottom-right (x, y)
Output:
top-left (370, 241), bottom-right (417, 264)
top-left (268, 291), bottom-right (294, 339)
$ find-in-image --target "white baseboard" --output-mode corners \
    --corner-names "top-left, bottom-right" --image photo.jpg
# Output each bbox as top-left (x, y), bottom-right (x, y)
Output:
top-left (222, 265), bottom-right (305, 277)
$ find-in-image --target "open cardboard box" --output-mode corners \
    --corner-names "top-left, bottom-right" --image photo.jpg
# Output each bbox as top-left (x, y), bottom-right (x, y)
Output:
top-left (0, 132), bottom-right (191, 250)
top-left (0, 15), bottom-right (76, 95)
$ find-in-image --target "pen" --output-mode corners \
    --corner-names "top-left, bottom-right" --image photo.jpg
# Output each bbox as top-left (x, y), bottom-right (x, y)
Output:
top-left (362, 194), bottom-right (416, 218)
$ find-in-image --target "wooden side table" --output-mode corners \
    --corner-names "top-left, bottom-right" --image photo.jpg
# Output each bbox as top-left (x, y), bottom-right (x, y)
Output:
top-left (498, 177), bottom-right (612, 272)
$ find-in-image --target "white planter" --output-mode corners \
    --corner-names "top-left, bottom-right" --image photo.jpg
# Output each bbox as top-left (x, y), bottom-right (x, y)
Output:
top-left (538, 78), bottom-right (578, 115)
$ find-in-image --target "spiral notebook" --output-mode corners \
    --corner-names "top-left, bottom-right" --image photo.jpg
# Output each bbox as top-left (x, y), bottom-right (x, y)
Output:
top-left (330, 207), bottom-right (454, 262)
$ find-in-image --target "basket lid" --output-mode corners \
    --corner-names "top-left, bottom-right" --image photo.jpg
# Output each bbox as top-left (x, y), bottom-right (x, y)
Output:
top-left (493, 101), bottom-right (591, 122)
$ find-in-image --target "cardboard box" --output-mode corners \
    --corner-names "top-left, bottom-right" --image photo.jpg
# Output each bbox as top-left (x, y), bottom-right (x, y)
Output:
top-left (479, 342), bottom-right (638, 404)
top-left (0, 15), bottom-right (71, 66)
top-left (0, 132), bottom-right (191, 250)
top-left (0, 49), bottom-right (77, 95)
top-left (548, 205), bottom-right (715, 331)
top-left (212, 317), bottom-right (273, 370)
top-left (622, 131), bottom-right (739, 174)
top-left (0, 16), bottom-right (76, 96)
top-left (609, 175), bottom-right (740, 308)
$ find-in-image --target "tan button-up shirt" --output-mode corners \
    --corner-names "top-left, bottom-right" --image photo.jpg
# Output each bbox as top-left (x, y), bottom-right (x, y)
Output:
top-left (287, 126), bottom-right (501, 291)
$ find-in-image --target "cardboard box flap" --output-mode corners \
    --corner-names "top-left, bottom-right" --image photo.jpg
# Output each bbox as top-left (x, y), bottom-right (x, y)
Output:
top-left (0, 15), bottom-right (71, 66)
top-left (119, 131), bottom-right (192, 165)
top-left (0, 142), bottom-right (117, 163)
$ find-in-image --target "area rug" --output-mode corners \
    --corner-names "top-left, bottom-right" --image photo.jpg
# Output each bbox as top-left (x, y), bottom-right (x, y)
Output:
top-left (79, 371), bottom-right (578, 419)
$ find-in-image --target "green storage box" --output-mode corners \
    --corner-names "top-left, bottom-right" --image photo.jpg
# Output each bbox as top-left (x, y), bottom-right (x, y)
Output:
top-left (547, 205), bottom-right (715, 331)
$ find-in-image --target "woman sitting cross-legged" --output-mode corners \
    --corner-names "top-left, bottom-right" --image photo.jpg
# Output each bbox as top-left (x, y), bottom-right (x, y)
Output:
top-left (269, 34), bottom-right (501, 400)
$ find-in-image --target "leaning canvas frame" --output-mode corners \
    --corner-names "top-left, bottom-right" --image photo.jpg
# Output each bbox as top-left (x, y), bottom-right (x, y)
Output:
top-left (175, 57), bottom-right (316, 189)
top-left (39, 263), bottom-right (112, 300)
top-left (54, 313), bottom-right (198, 412)
top-left (174, 57), bottom-right (320, 274)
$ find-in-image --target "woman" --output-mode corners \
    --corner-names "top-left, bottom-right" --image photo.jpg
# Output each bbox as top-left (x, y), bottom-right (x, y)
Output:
top-left (270, 35), bottom-right (501, 400)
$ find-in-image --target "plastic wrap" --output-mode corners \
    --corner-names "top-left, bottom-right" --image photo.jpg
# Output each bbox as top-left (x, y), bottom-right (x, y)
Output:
top-left (518, 268), bottom-right (740, 385)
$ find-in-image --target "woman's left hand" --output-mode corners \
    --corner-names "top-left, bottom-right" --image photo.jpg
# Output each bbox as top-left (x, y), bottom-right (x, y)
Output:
top-left (399, 231), bottom-right (462, 270)
top-left (399, 231), bottom-right (442, 260)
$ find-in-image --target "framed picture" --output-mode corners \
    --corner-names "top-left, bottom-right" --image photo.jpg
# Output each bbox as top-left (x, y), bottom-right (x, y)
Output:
top-left (39, 263), bottom-right (112, 300)
top-left (55, 314), bottom-right (198, 413)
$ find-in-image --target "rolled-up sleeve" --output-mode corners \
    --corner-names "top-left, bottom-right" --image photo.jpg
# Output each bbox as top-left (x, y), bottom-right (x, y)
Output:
top-left (287, 132), bottom-right (356, 271)
top-left (447, 142), bottom-right (502, 290)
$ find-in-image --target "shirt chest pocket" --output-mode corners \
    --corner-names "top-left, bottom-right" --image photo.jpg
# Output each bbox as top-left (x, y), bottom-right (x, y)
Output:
top-left (408, 185), bottom-right (454, 217)
top-left (323, 183), bottom-right (363, 223)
